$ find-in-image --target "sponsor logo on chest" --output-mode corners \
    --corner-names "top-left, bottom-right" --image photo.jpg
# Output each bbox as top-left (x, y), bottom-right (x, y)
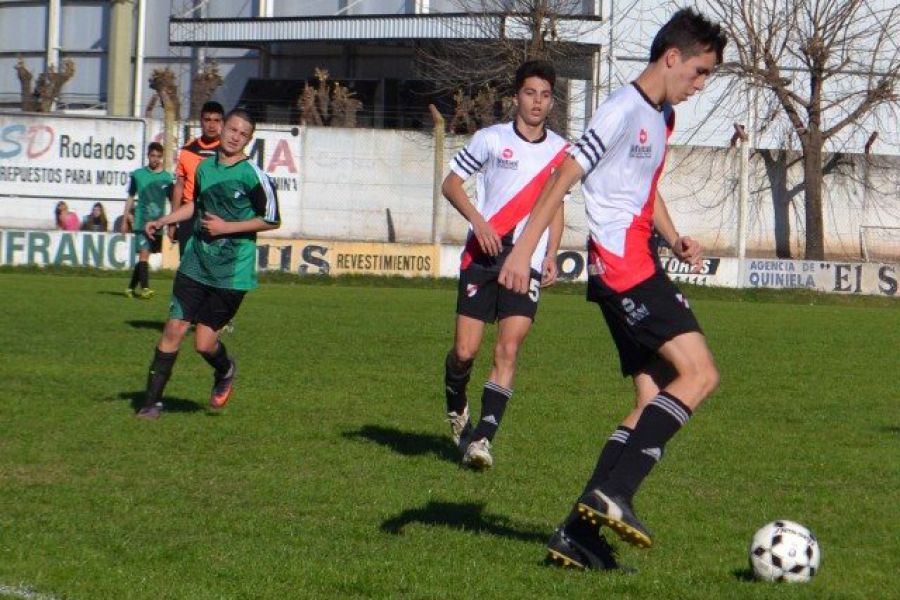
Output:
top-left (630, 127), bottom-right (653, 159)
top-left (497, 147), bottom-right (519, 170)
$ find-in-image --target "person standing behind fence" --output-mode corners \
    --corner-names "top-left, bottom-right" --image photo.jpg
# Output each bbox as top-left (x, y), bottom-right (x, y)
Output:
top-left (123, 142), bottom-right (173, 299)
top-left (169, 101), bottom-right (224, 258)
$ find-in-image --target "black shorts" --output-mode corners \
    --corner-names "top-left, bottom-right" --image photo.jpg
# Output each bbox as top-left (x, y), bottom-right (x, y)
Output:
top-left (168, 272), bottom-right (245, 330)
top-left (456, 259), bottom-right (541, 323)
top-left (135, 231), bottom-right (162, 254)
top-left (588, 269), bottom-right (702, 376)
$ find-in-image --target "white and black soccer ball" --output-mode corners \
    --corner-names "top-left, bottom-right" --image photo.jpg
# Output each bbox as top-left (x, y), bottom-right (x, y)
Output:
top-left (749, 520), bottom-right (821, 583)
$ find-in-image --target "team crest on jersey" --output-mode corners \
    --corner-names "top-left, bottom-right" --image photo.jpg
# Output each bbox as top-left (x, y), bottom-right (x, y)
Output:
top-left (630, 128), bottom-right (653, 159)
top-left (497, 147), bottom-right (519, 170)
top-left (466, 283), bottom-right (479, 297)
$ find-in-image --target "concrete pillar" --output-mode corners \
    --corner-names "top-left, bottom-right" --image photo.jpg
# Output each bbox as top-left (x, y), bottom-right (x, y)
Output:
top-left (107, 0), bottom-right (135, 116)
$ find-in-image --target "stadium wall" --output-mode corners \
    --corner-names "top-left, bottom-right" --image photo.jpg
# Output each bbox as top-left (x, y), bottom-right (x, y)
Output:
top-left (1, 113), bottom-right (899, 261)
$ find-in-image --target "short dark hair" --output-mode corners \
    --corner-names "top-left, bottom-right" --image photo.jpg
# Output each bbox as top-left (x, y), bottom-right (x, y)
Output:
top-left (514, 60), bottom-right (556, 92)
top-left (649, 8), bottom-right (727, 64)
top-left (200, 101), bottom-right (225, 117)
top-left (147, 141), bottom-right (164, 154)
top-left (224, 107), bottom-right (256, 134)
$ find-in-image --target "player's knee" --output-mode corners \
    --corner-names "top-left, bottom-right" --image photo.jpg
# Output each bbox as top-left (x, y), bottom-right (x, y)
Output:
top-left (194, 337), bottom-right (218, 354)
top-left (452, 345), bottom-right (479, 364)
top-left (701, 363), bottom-right (720, 398)
top-left (162, 320), bottom-right (189, 344)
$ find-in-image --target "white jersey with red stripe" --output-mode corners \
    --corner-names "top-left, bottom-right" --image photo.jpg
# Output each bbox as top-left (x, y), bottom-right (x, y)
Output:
top-left (568, 83), bottom-right (675, 293)
top-left (450, 122), bottom-right (569, 272)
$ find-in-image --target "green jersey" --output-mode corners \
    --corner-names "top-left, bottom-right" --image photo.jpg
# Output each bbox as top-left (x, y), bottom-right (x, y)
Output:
top-left (178, 155), bottom-right (280, 291)
top-left (127, 167), bottom-right (174, 229)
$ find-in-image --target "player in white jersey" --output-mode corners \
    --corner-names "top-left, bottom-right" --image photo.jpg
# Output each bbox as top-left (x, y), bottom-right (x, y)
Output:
top-left (499, 9), bottom-right (727, 570)
top-left (442, 60), bottom-right (569, 470)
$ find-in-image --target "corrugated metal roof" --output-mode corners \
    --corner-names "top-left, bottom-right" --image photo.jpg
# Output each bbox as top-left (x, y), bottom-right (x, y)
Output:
top-left (170, 13), bottom-right (604, 47)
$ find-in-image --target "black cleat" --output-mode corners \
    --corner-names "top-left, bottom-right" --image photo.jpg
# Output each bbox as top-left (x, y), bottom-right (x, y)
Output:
top-left (577, 489), bottom-right (653, 548)
top-left (546, 518), bottom-right (622, 571)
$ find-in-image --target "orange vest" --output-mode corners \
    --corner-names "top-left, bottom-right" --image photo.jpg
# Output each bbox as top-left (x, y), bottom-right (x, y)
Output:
top-left (174, 137), bottom-right (220, 202)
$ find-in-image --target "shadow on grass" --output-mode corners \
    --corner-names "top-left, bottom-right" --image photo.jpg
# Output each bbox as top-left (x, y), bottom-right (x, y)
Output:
top-left (732, 567), bottom-right (756, 582)
top-left (381, 500), bottom-right (547, 544)
top-left (126, 319), bottom-right (166, 331)
top-left (116, 391), bottom-right (203, 414)
top-left (342, 425), bottom-right (459, 463)
top-left (97, 290), bottom-right (130, 297)
top-left (879, 425), bottom-right (900, 434)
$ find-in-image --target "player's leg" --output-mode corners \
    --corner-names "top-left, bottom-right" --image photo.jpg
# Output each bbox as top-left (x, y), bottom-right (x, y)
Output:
top-left (463, 268), bottom-right (539, 469)
top-left (136, 273), bottom-right (203, 419)
top-left (445, 314), bottom-right (485, 444)
top-left (126, 237), bottom-right (146, 296)
top-left (581, 358), bottom-right (675, 495)
top-left (464, 315), bottom-right (531, 468)
top-left (195, 286), bottom-right (245, 409)
top-left (135, 248), bottom-right (154, 298)
top-left (445, 264), bottom-right (494, 446)
top-left (583, 276), bottom-right (716, 547)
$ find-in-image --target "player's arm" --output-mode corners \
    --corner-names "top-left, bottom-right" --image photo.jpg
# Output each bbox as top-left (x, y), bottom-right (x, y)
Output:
top-left (499, 156), bottom-right (583, 294)
top-left (203, 175), bottom-right (281, 237)
top-left (442, 171), bottom-right (501, 257)
top-left (121, 196), bottom-right (136, 233)
top-left (654, 191), bottom-right (702, 270)
top-left (168, 157), bottom-right (187, 241)
top-left (540, 202), bottom-right (564, 287)
top-left (145, 200), bottom-right (195, 237)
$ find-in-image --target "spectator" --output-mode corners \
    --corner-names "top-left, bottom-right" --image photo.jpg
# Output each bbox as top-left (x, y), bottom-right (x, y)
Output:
top-left (55, 201), bottom-right (80, 231)
top-left (113, 204), bottom-right (135, 234)
top-left (81, 202), bottom-right (109, 232)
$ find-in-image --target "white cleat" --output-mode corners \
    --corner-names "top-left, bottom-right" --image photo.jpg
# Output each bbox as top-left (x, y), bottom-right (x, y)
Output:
top-left (447, 406), bottom-right (471, 447)
top-left (462, 437), bottom-right (493, 470)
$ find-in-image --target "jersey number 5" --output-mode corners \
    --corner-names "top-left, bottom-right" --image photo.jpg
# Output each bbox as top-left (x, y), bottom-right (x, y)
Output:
top-left (528, 279), bottom-right (540, 303)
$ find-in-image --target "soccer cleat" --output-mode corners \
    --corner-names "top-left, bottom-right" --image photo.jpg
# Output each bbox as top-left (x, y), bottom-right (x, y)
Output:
top-left (136, 403), bottom-right (162, 420)
top-left (124, 288), bottom-right (134, 298)
top-left (462, 437), bottom-right (493, 470)
top-left (136, 288), bottom-right (155, 299)
top-left (546, 520), bottom-right (621, 571)
top-left (577, 489), bottom-right (653, 548)
top-left (209, 359), bottom-right (236, 409)
top-left (446, 406), bottom-right (472, 447)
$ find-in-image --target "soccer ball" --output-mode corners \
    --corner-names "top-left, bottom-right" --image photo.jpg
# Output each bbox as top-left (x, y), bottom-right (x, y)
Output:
top-left (749, 520), bottom-right (821, 583)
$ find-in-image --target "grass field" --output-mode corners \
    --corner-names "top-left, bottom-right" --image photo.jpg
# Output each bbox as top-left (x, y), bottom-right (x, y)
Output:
top-left (0, 269), bottom-right (898, 599)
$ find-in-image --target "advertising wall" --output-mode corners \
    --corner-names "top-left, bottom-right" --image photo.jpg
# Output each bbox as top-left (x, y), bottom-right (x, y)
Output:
top-left (0, 113), bottom-right (144, 200)
top-left (0, 229), bottom-right (162, 270)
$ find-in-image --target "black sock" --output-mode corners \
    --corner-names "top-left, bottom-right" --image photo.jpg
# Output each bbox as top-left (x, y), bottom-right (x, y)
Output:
top-left (602, 392), bottom-right (692, 501)
top-left (138, 261), bottom-right (149, 289)
top-left (444, 351), bottom-right (473, 414)
top-left (471, 381), bottom-right (512, 442)
top-left (582, 425), bottom-right (633, 494)
top-left (200, 342), bottom-right (231, 377)
top-left (145, 348), bottom-right (178, 408)
top-left (128, 264), bottom-right (141, 290)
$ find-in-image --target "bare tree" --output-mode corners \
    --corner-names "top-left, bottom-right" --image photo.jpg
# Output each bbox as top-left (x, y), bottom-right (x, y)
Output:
top-left (147, 68), bottom-right (180, 171)
top-left (297, 68), bottom-right (365, 127)
top-left (708, 0), bottom-right (900, 259)
top-left (416, 0), bottom-right (599, 134)
top-left (14, 57), bottom-right (76, 112)
top-left (189, 60), bottom-right (224, 119)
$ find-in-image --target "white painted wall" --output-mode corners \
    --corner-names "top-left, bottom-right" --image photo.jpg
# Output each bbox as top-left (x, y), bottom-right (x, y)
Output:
top-left (1, 116), bottom-right (898, 260)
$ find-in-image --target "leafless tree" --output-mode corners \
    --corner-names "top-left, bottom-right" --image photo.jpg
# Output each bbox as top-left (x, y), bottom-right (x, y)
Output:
top-left (416, 0), bottom-right (600, 134)
top-left (189, 60), bottom-right (224, 119)
top-left (707, 0), bottom-right (900, 259)
top-left (298, 68), bottom-right (365, 127)
top-left (14, 57), bottom-right (76, 112)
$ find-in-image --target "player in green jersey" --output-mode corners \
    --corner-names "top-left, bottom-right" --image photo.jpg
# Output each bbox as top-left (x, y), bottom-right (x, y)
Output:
top-left (135, 109), bottom-right (280, 419)
top-left (122, 142), bottom-right (173, 298)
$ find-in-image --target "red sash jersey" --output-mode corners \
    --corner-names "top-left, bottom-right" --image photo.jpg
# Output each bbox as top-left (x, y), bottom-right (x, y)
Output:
top-left (569, 83), bottom-right (675, 293)
top-left (450, 122), bottom-right (569, 273)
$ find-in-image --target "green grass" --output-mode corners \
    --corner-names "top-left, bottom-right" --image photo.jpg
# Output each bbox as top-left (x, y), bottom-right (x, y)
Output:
top-left (0, 269), bottom-right (898, 599)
